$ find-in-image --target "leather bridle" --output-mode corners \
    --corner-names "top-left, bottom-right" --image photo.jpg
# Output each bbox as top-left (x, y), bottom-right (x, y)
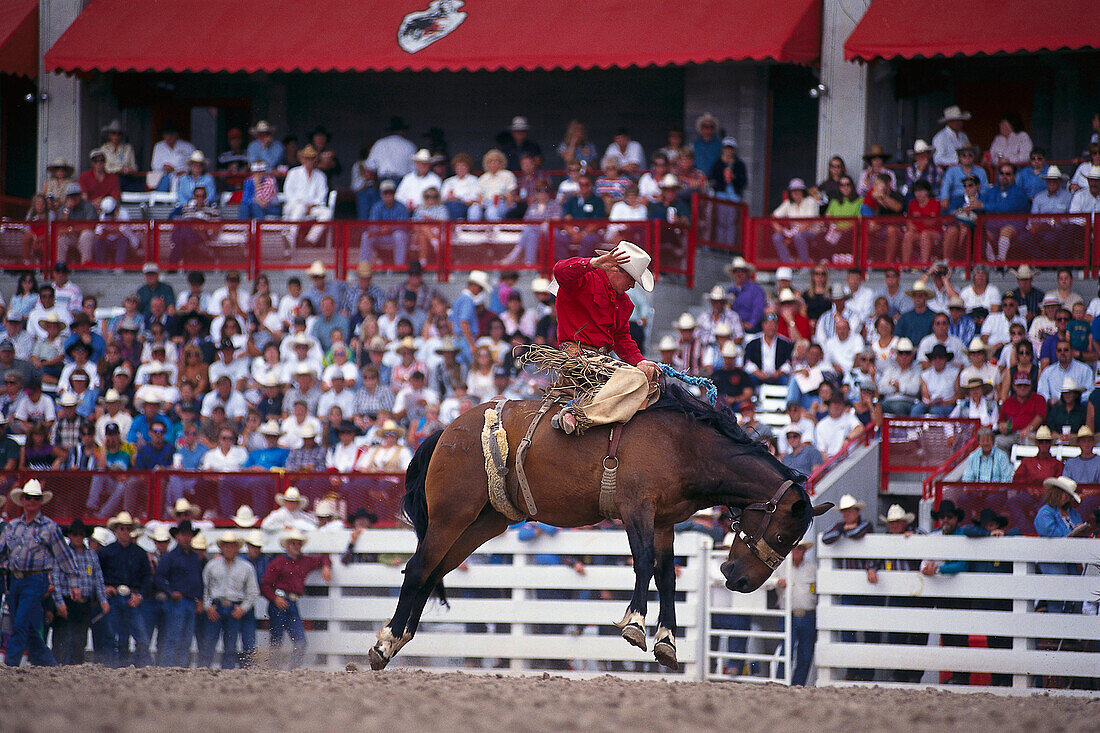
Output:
top-left (727, 480), bottom-right (798, 570)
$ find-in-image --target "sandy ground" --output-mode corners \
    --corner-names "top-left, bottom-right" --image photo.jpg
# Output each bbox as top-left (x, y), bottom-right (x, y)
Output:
top-left (0, 666), bottom-right (1096, 732)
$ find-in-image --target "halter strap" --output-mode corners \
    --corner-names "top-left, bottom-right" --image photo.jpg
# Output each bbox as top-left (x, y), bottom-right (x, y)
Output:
top-left (728, 480), bottom-right (795, 570)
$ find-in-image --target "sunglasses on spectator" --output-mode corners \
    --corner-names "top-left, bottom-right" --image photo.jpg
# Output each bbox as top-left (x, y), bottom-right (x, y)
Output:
top-left (1056, 316), bottom-right (1070, 322)
top-left (151, 428), bottom-right (166, 435)
top-left (963, 182), bottom-right (978, 187)
top-left (959, 151), bottom-right (974, 157)
top-left (839, 182), bottom-right (852, 187)
top-left (999, 170), bottom-right (1015, 177)
top-left (829, 162), bottom-right (842, 169)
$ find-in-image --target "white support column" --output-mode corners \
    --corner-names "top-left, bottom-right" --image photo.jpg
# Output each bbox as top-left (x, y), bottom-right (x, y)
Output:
top-left (36, 0), bottom-right (84, 189)
top-left (816, 0), bottom-right (872, 182)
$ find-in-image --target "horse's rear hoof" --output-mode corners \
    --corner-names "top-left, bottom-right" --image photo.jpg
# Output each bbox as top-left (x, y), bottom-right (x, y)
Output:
top-left (368, 646), bottom-right (390, 671)
top-left (654, 640), bottom-right (678, 671)
top-left (621, 622), bottom-right (647, 651)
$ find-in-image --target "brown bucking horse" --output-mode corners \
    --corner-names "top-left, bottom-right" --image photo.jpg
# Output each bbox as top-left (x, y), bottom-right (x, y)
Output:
top-left (369, 381), bottom-right (832, 671)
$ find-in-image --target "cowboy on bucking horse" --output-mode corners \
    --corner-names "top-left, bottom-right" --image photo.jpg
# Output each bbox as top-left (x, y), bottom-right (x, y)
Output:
top-left (549, 241), bottom-right (662, 435)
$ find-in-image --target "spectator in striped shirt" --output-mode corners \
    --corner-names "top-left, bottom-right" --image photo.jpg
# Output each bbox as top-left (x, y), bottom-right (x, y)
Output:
top-left (239, 161), bottom-right (280, 220)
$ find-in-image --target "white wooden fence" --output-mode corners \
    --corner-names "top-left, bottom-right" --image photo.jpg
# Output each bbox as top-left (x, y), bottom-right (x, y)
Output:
top-left (816, 535), bottom-right (1100, 693)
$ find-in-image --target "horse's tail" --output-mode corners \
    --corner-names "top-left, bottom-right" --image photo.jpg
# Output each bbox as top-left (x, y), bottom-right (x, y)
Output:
top-left (401, 428), bottom-right (448, 606)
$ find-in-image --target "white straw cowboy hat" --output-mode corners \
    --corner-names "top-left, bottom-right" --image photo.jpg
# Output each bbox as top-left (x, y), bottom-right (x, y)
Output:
top-left (1043, 476), bottom-right (1081, 503)
top-left (720, 341), bottom-right (741, 359)
top-left (173, 497), bottom-right (202, 518)
top-left (1035, 425), bottom-right (1054, 441)
top-left (774, 266), bottom-right (793, 281)
top-left (315, 499), bottom-right (337, 518)
top-left (280, 527), bottom-right (310, 548)
top-left (1079, 425), bottom-right (1095, 439)
top-left (966, 337), bottom-right (987, 352)
top-left (706, 285), bottom-right (727, 301)
top-left (232, 505), bottom-right (260, 528)
top-left (725, 256), bottom-right (755, 275)
top-left (10, 478), bottom-right (52, 506)
top-left (1010, 264), bottom-right (1035, 279)
top-left (307, 260), bottom-right (327, 277)
top-left (150, 526), bottom-right (172, 543)
top-left (106, 511), bottom-right (140, 529)
top-left (713, 323), bottom-right (732, 338)
top-left (905, 280), bottom-right (934, 297)
top-left (1042, 165), bottom-right (1065, 180)
top-left (47, 157), bottom-right (76, 175)
top-left (188, 151), bottom-right (207, 166)
top-left (275, 486), bottom-right (308, 508)
top-left (837, 494), bottom-right (865, 511)
top-left (531, 277), bottom-right (551, 295)
top-left (880, 504), bottom-right (915, 524)
top-left (91, 526), bottom-right (115, 546)
top-left (379, 419), bottom-right (406, 438)
top-left (38, 312), bottom-right (65, 331)
top-left (191, 534), bottom-right (208, 551)
top-left (245, 529), bottom-right (265, 547)
top-left (466, 270), bottom-right (492, 292)
top-left (594, 241), bottom-right (654, 292)
top-left (1085, 165), bottom-right (1100, 181)
top-left (299, 423), bottom-right (319, 440)
top-left (778, 288), bottom-right (800, 303)
top-left (410, 148), bottom-right (433, 163)
top-left (249, 120), bottom-right (276, 136)
top-left (895, 337), bottom-right (916, 352)
top-left (260, 420), bottom-right (283, 438)
top-left (938, 105), bottom-right (972, 123)
top-left (908, 139), bottom-right (936, 156)
top-left (217, 530), bottom-right (245, 547)
top-left (657, 335), bottom-right (678, 351)
top-left (1060, 377), bottom-right (1084, 394)
top-left (962, 377), bottom-right (993, 395)
top-left (658, 173), bottom-right (681, 189)
top-left (675, 313), bottom-right (696, 330)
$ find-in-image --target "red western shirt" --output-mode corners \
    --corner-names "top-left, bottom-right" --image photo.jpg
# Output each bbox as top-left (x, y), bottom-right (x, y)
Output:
top-left (260, 552), bottom-right (331, 602)
top-left (1012, 455), bottom-right (1063, 484)
top-left (553, 257), bottom-right (643, 366)
top-left (999, 392), bottom-right (1047, 432)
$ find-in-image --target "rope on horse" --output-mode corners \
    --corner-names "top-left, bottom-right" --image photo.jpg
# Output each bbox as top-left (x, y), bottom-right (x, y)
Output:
top-left (657, 363), bottom-right (718, 406)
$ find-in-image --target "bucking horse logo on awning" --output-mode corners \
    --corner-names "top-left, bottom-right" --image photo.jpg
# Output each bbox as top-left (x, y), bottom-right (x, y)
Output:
top-left (398, 1), bottom-right (468, 54)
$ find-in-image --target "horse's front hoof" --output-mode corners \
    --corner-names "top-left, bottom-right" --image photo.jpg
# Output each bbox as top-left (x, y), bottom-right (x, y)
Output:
top-left (368, 645), bottom-right (390, 670)
top-left (653, 639), bottom-right (678, 670)
top-left (620, 622), bottom-right (647, 651)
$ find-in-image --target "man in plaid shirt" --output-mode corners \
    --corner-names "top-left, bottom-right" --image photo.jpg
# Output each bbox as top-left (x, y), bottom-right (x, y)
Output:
top-left (0, 479), bottom-right (78, 666)
top-left (50, 518), bottom-right (109, 665)
top-left (51, 392), bottom-right (87, 452)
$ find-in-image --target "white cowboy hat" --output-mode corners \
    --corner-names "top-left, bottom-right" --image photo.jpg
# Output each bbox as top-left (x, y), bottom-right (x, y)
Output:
top-left (509, 115), bottom-right (529, 131)
top-left (905, 280), bottom-right (933, 297)
top-left (102, 119), bottom-right (125, 134)
top-left (726, 256), bottom-right (755, 275)
top-left (1085, 165), bottom-right (1100, 181)
top-left (217, 530), bottom-right (244, 546)
top-left (531, 277), bottom-right (551, 295)
top-left (280, 528), bottom-right (309, 548)
top-left (260, 420), bottom-right (283, 437)
top-left (657, 335), bottom-right (678, 351)
top-left (299, 423), bottom-right (319, 440)
top-left (593, 241), bottom-right (654, 292)
top-left (275, 486), bottom-right (308, 508)
top-left (191, 534), bottom-right (208, 551)
top-left (106, 511), bottom-right (140, 529)
top-left (1010, 264), bottom-right (1035, 279)
top-left (173, 498), bottom-right (202, 518)
top-left (908, 139), bottom-right (936, 156)
top-left (380, 419), bottom-right (406, 438)
top-left (1042, 165), bottom-right (1064, 180)
top-left (315, 499), bottom-right (337, 518)
top-left (938, 105), bottom-right (972, 123)
top-left (778, 288), bottom-right (800, 303)
top-left (675, 313), bottom-right (696, 330)
top-left (59, 392), bottom-right (79, 407)
top-left (395, 336), bottom-right (418, 352)
top-left (658, 173), bottom-right (681, 189)
top-left (47, 157), bottom-right (75, 174)
top-left (467, 270), bottom-right (492, 292)
top-left (410, 148), bottom-right (433, 163)
top-left (307, 260), bottom-right (327, 277)
top-left (706, 285), bottom-right (727, 301)
top-left (150, 526), bottom-right (172, 543)
top-left (1043, 476), bottom-right (1081, 503)
top-left (256, 370), bottom-right (282, 388)
top-left (837, 494), bottom-right (865, 511)
top-left (1060, 377), bottom-right (1084, 394)
top-left (880, 504), bottom-right (915, 524)
top-left (249, 120), bottom-right (276, 136)
top-left (694, 113), bottom-right (720, 133)
top-left (1041, 293), bottom-right (1062, 308)
top-left (104, 388), bottom-right (122, 403)
top-left (232, 505), bottom-right (259, 528)
top-left (245, 529), bottom-right (265, 547)
top-left (714, 323), bottom-right (732, 338)
top-left (10, 478), bottom-right (53, 506)
top-left (774, 266), bottom-right (793, 281)
top-left (91, 526), bottom-right (115, 546)
top-left (1035, 425), bottom-right (1054, 441)
top-left (720, 341), bottom-right (740, 359)
top-left (133, 385), bottom-right (165, 410)
top-left (188, 151), bottom-right (207, 165)
top-left (966, 337), bottom-right (988, 352)
top-left (38, 312), bottom-right (65, 330)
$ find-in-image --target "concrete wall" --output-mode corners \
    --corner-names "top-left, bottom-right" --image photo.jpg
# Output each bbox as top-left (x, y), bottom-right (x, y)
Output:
top-left (36, 0), bottom-right (85, 188)
top-left (811, 441), bottom-right (881, 531)
top-left (815, 0), bottom-right (871, 182)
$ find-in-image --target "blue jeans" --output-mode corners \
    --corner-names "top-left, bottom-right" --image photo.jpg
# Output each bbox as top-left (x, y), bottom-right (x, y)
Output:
top-left (785, 381), bottom-right (818, 410)
top-left (360, 230), bottom-right (410, 266)
top-left (161, 597), bottom-right (197, 667)
top-left (143, 596), bottom-right (169, 664)
top-left (238, 201), bottom-right (281, 220)
top-left (443, 200), bottom-right (469, 221)
top-left (269, 600), bottom-right (307, 668)
top-left (239, 608), bottom-right (257, 667)
top-left (791, 610), bottom-right (817, 686)
top-left (5, 572), bottom-right (56, 666)
top-left (194, 611), bottom-right (215, 667)
top-left (910, 402), bottom-right (954, 417)
top-left (773, 230), bottom-right (811, 262)
top-left (206, 605), bottom-right (243, 670)
top-left (91, 612), bottom-right (112, 665)
top-left (107, 593), bottom-right (152, 668)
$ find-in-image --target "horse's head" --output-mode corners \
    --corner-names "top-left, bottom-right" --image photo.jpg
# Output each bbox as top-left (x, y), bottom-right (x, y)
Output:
top-left (719, 479), bottom-right (832, 592)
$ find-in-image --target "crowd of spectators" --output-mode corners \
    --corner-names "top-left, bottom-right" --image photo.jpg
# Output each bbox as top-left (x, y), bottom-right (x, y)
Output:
top-left (770, 105), bottom-right (1100, 266)
top-left (28, 113), bottom-right (746, 268)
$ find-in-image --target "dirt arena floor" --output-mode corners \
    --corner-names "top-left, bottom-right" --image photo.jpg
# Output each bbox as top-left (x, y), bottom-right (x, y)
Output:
top-left (2, 667), bottom-right (1097, 732)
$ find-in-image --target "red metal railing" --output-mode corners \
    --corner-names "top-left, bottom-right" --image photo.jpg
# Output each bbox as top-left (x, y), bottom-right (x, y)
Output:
top-left (859, 215), bottom-right (971, 272)
top-left (972, 212), bottom-right (1092, 274)
top-left (694, 196), bottom-right (747, 253)
top-left (880, 417), bottom-right (980, 494)
top-left (51, 221), bottom-right (153, 271)
top-left (0, 469), bottom-right (407, 528)
top-left (933, 481), bottom-right (1100, 535)
top-left (805, 430), bottom-right (872, 495)
top-left (746, 215), bottom-right (860, 271)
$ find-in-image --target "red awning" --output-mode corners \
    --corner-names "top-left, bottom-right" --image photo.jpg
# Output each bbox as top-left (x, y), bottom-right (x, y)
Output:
top-left (0, 0), bottom-right (37, 78)
top-left (46, 0), bottom-right (822, 74)
top-left (845, 0), bottom-right (1100, 62)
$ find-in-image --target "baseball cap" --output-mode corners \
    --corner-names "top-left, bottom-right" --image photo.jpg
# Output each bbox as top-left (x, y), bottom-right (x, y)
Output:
top-left (104, 422), bottom-right (120, 435)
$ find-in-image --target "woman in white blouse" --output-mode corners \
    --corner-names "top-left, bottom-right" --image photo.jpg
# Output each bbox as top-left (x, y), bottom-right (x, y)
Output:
top-left (988, 113), bottom-right (1033, 167)
top-left (959, 264), bottom-right (1001, 313)
top-left (770, 179), bottom-right (820, 262)
top-left (442, 153), bottom-right (483, 220)
top-left (477, 149), bottom-right (516, 221)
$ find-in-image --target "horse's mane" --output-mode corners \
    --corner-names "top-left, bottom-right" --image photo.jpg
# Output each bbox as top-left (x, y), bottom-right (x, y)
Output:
top-left (651, 380), bottom-right (806, 487)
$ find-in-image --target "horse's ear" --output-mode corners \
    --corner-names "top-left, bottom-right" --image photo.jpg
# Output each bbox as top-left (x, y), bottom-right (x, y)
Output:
top-left (813, 502), bottom-right (834, 516)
